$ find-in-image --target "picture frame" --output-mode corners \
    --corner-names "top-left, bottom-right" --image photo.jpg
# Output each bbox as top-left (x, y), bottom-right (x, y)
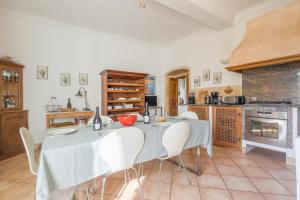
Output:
top-left (145, 76), bottom-right (156, 95)
top-left (60, 73), bottom-right (71, 86)
top-left (202, 69), bottom-right (210, 81)
top-left (79, 73), bottom-right (88, 85)
top-left (193, 76), bottom-right (201, 87)
top-left (37, 66), bottom-right (48, 80)
top-left (213, 72), bottom-right (222, 84)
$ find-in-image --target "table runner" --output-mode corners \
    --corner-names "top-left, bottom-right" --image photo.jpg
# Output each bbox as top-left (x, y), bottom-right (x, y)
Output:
top-left (36, 119), bottom-right (211, 200)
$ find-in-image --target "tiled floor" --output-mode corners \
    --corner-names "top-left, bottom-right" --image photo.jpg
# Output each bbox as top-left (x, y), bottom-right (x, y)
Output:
top-left (0, 146), bottom-right (297, 200)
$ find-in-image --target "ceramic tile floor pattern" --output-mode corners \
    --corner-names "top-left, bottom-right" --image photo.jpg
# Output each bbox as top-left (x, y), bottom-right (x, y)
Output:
top-left (0, 146), bottom-right (297, 200)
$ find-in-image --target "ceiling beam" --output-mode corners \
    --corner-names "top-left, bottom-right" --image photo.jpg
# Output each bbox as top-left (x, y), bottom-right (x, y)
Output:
top-left (154, 0), bottom-right (233, 30)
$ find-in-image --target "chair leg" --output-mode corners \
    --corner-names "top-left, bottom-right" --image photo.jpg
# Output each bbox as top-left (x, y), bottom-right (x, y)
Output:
top-left (124, 170), bottom-right (127, 183)
top-left (132, 168), bottom-right (144, 200)
top-left (178, 155), bottom-right (186, 171)
top-left (84, 182), bottom-right (90, 200)
top-left (157, 160), bottom-right (163, 200)
top-left (101, 176), bottom-right (107, 200)
top-left (138, 163), bottom-right (144, 177)
top-left (93, 178), bottom-right (96, 194)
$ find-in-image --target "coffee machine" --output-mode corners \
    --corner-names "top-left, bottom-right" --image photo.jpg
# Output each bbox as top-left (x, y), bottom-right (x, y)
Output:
top-left (188, 92), bottom-right (196, 104)
top-left (211, 92), bottom-right (222, 105)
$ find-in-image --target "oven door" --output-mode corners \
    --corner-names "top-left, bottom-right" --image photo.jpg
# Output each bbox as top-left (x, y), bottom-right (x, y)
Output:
top-left (246, 117), bottom-right (287, 148)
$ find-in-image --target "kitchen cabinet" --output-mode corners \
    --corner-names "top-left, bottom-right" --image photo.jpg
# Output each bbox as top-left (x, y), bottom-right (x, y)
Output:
top-left (0, 110), bottom-right (28, 160)
top-left (213, 106), bottom-right (242, 148)
top-left (188, 105), bottom-right (209, 120)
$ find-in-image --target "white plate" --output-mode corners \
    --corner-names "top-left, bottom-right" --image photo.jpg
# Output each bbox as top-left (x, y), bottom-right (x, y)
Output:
top-left (156, 122), bottom-right (174, 127)
top-left (47, 127), bottom-right (78, 136)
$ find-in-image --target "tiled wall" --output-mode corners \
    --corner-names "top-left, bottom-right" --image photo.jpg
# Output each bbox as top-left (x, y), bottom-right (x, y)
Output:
top-left (242, 61), bottom-right (300, 104)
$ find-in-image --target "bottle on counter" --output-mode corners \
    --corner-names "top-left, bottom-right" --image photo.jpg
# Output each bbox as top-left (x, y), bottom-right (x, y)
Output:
top-left (144, 102), bottom-right (150, 124)
top-left (93, 106), bottom-right (102, 131)
top-left (67, 98), bottom-right (72, 109)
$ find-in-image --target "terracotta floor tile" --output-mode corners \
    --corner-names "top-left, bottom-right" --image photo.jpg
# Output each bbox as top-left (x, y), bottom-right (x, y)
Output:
top-left (213, 158), bottom-right (236, 166)
top-left (143, 181), bottom-right (171, 200)
top-left (0, 182), bottom-right (35, 200)
top-left (232, 158), bottom-right (258, 167)
top-left (230, 190), bottom-right (264, 200)
top-left (250, 178), bottom-right (291, 195)
top-left (148, 169), bottom-right (172, 184)
top-left (217, 165), bottom-right (245, 177)
top-left (263, 194), bottom-right (296, 200)
top-left (223, 176), bottom-right (257, 192)
top-left (172, 171), bottom-right (191, 186)
top-left (201, 163), bottom-right (219, 175)
top-left (198, 174), bottom-right (227, 189)
top-left (277, 179), bottom-right (297, 195)
top-left (266, 168), bottom-right (296, 180)
top-left (252, 159), bottom-right (285, 169)
top-left (240, 166), bottom-right (272, 178)
top-left (170, 185), bottom-right (200, 200)
top-left (200, 188), bottom-right (232, 200)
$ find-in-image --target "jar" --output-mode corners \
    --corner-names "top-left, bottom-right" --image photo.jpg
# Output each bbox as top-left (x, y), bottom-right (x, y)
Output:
top-left (14, 72), bottom-right (19, 82)
top-left (2, 71), bottom-right (7, 81)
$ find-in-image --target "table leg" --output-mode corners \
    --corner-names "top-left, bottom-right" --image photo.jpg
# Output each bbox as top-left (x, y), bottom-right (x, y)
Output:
top-left (195, 146), bottom-right (201, 175)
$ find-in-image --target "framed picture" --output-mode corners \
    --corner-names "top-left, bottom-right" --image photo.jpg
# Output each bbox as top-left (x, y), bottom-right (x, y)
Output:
top-left (79, 73), bottom-right (88, 85)
top-left (202, 69), bottom-right (210, 81)
top-left (193, 76), bottom-right (201, 87)
top-left (145, 76), bottom-right (156, 95)
top-left (60, 73), bottom-right (70, 86)
top-left (37, 66), bottom-right (48, 80)
top-left (213, 72), bottom-right (222, 84)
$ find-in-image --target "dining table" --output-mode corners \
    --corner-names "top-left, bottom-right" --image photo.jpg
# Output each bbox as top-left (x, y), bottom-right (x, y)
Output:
top-left (36, 118), bottom-right (212, 200)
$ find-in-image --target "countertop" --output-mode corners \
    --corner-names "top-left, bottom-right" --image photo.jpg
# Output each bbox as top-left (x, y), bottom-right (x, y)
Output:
top-left (188, 103), bottom-right (300, 108)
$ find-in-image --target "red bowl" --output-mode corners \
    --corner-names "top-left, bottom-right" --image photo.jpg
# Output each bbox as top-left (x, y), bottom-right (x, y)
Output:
top-left (117, 114), bottom-right (137, 126)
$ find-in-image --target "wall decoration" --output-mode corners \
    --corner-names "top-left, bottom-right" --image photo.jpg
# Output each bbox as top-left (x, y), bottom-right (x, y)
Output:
top-left (145, 76), bottom-right (156, 95)
top-left (193, 76), bottom-right (201, 87)
top-left (202, 69), bottom-right (210, 81)
top-left (79, 73), bottom-right (88, 85)
top-left (213, 72), bottom-right (222, 84)
top-left (37, 66), bottom-right (48, 80)
top-left (60, 73), bottom-right (70, 86)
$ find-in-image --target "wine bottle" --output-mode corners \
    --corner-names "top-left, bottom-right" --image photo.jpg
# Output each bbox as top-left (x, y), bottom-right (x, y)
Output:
top-left (93, 106), bottom-right (102, 131)
top-left (67, 98), bottom-right (72, 109)
top-left (144, 102), bottom-right (150, 124)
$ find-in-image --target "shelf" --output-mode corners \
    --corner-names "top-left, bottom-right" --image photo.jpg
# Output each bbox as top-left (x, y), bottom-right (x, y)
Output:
top-left (108, 90), bottom-right (144, 93)
top-left (108, 83), bottom-right (144, 87)
top-left (108, 107), bottom-right (143, 112)
top-left (108, 100), bottom-right (144, 103)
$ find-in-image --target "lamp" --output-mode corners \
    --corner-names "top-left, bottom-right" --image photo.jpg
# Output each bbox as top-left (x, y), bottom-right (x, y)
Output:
top-left (75, 87), bottom-right (90, 111)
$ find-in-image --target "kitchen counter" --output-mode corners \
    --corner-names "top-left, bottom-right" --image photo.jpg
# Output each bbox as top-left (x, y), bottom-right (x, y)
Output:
top-left (188, 104), bottom-right (242, 107)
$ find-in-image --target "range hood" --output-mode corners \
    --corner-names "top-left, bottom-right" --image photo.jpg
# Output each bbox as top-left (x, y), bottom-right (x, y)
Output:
top-left (226, 0), bottom-right (300, 72)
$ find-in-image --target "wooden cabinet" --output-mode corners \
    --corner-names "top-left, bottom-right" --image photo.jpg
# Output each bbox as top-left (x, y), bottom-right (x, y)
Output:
top-left (188, 105), bottom-right (209, 120)
top-left (0, 110), bottom-right (28, 160)
top-left (100, 70), bottom-right (148, 120)
top-left (213, 106), bottom-right (242, 148)
top-left (0, 59), bottom-right (28, 160)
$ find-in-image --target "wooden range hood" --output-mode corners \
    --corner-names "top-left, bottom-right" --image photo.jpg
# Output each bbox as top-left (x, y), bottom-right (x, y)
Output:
top-left (226, 0), bottom-right (300, 72)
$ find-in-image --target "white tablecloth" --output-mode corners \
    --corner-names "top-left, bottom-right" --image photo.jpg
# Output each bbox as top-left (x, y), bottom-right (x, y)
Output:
top-left (36, 119), bottom-right (211, 200)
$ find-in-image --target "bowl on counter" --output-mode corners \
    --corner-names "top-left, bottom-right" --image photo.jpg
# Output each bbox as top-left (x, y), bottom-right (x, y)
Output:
top-left (117, 114), bottom-right (137, 126)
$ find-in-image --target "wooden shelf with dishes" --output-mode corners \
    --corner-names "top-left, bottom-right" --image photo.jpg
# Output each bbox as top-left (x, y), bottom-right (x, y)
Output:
top-left (100, 69), bottom-right (148, 121)
top-left (0, 59), bottom-right (28, 160)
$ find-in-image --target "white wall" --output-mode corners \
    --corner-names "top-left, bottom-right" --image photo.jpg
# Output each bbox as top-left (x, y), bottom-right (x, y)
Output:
top-left (0, 10), bottom-right (163, 142)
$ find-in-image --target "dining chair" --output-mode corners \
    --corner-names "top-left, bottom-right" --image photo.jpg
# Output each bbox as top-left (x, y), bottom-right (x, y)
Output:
top-left (157, 122), bottom-right (190, 198)
top-left (99, 127), bottom-right (145, 200)
top-left (180, 111), bottom-right (199, 120)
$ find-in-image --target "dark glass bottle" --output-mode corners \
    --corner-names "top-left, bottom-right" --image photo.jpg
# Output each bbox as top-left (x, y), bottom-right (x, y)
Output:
top-left (93, 106), bottom-right (102, 131)
top-left (67, 98), bottom-right (72, 109)
top-left (144, 102), bottom-right (150, 124)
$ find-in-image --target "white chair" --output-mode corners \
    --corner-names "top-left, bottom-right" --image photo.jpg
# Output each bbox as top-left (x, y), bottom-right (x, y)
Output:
top-left (180, 111), bottom-right (199, 120)
top-left (157, 122), bottom-right (190, 198)
top-left (20, 127), bottom-right (39, 175)
top-left (87, 115), bottom-right (113, 126)
top-left (99, 127), bottom-right (145, 200)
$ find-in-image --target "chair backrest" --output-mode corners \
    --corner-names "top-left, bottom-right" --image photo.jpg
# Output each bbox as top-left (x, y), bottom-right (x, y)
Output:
top-left (87, 115), bottom-right (113, 126)
top-left (99, 127), bottom-right (144, 172)
top-left (19, 127), bottom-right (39, 175)
top-left (180, 111), bottom-right (198, 120)
top-left (162, 122), bottom-right (190, 158)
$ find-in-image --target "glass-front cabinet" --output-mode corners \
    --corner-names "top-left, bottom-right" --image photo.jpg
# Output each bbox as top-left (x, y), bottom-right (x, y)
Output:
top-left (0, 62), bottom-right (23, 111)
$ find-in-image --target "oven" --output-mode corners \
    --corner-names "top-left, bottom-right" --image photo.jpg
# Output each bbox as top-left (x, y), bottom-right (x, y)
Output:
top-left (245, 110), bottom-right (287, 148)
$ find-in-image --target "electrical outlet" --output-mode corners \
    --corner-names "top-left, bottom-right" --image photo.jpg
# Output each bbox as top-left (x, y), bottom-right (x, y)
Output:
top-left (251, 97), bottom-right (257, 101)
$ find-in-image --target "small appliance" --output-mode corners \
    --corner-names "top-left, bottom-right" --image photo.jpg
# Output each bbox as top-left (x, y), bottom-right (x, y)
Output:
top-left (223, 96), bottom-right (246, 105)
top-left (211, 92), bottom-right (219, 104)
top-left (188, 93), bottom-right (196, 104)
top-left (204, 96), bottom-right (212, 104)
top-left (145, 95), bottom-right (157, 107)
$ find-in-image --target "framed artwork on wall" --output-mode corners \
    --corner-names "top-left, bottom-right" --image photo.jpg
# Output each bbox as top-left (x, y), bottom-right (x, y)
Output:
top-left (202, 69), bottom-right (210, 81)
top-left (193, 76), bottom-right (201, 87)
top-left (60, 73), bottom-right (71, 86)
top-left (213, 72), bottom-right (222, 84)
top-left (145, 76), bottom-right (156, 95)
top-left (79, 73), bottom-right (88, 85)
top-left (37, 66), bottom-right (48, 80)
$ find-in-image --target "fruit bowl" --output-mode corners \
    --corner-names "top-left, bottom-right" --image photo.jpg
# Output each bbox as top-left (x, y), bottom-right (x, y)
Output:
top-left (117, 114), bottom-right (137, 126)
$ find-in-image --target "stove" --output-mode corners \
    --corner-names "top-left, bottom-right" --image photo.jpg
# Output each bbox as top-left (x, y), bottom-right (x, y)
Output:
top-left (248, 100), bottom-right (292, 105)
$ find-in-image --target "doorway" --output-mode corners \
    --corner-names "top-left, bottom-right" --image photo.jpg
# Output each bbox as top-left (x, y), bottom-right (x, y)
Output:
top-left (165, 67), bottom-right (190, 116)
